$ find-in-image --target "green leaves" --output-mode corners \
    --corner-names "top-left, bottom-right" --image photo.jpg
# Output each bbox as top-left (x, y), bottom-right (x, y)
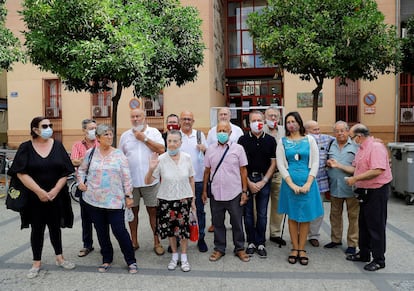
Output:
top-left (0, 0), bottom-right (25, 71)
top-left (21, 0), bottom-right (204, 97)
top-left (248, 0), bottom-right (402, 120)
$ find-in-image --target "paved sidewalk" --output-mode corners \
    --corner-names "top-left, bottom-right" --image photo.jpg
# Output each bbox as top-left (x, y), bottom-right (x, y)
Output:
top-left (0, 194), bottom-right (413, 291)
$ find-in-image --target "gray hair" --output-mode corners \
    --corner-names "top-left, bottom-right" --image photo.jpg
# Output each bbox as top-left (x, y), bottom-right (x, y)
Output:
top-left (352, 124), bottom-right (370, 137)
top-left (265, 106), bottom-right (281, 118)
top-left (333, 120), bottom-right (349, 131)
top-left (96, 123), bottom-right (113, 136)
top-left (82, 119), bottom-right (96, 129)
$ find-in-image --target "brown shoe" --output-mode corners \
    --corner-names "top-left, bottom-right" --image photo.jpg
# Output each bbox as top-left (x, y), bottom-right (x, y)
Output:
top-left (235, 250), bottom-right (250, 262)
top-left (209, 250), bottom-right (224, 262)
top-left (308, 239), bottom-right (319, 247)
top-left (208, 225), bottom-right (215, 232)
top-left (154, 245), bottom-right (165, 256)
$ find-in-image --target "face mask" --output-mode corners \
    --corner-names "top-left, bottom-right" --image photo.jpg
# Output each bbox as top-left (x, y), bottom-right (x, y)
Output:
top-left (217, 132), bottom-right (229, 144)
top-left (266, 119), bottom-right (277, 129)
top-left (134, 124), bottom-right (144, 132)
top-left (287, 124), bottom-right (299, 133)
top-left (167, 124), bottom-right (180, 131)
top-left (250, 121), bottom-right (263, 134)
top-left (312, 133), bottom-right (320, 139)
top-left (87, 129), bottom-right (96, 140)
top-left (40, 127), bottom-right (53, 139)
top-left (167, 148), bottom-right (180, 156)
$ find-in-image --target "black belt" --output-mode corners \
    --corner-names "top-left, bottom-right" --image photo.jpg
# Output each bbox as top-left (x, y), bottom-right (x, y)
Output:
top-left (250, 172), bottom-right (264, 178)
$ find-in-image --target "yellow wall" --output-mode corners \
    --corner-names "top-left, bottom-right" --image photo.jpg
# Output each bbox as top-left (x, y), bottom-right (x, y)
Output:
top-left (4, 0), bottom-right (401, 149)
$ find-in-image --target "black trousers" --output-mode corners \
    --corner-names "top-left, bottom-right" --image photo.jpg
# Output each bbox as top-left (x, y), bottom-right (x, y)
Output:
top-left (30, 205), bottom-right (62, 261)
top-left (358, 183), bottom-right (390, 264)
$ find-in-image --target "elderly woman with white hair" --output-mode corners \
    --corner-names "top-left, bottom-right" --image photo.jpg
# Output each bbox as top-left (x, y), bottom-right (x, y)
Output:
top-left (78, 124), bottom-right (137, 274)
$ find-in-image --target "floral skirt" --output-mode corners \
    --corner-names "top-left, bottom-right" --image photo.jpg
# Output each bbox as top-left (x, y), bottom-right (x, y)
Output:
top-left (157, 198), bottom-right (191, 239)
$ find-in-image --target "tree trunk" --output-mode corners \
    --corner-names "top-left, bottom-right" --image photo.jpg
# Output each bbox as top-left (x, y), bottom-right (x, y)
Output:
top-left (111, 82), bottom-right (123, 146)
top-left (311, 77), bottom-right (324, 121)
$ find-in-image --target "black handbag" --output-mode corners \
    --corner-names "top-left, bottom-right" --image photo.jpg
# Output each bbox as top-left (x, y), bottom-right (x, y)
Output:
top-left (75, 147), bottom-right (96, 198)
top-left (6, 176), bottom-right (29, 212)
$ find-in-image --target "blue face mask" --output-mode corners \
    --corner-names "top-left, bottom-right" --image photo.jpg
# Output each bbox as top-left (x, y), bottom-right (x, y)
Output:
top-left (40, 127), bottom-right (53, 139)
top-left (167, 148), bottom-right (180, 156)
top-left (217, 132), bottom-right (229, 144)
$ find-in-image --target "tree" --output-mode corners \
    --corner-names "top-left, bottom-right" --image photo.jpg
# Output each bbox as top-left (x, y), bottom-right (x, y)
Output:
top-left (0, 0), bottom-right (25, 71)
top-left (248, 0), bottom-right (401, 121)
top-left (402, 16), bottom-right (414, 74)
top-left (21, 0), bottom-right (204, 142)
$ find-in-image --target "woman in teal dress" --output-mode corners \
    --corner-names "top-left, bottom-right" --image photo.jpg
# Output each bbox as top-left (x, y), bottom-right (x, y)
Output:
top-left (277, 112), bottom-right (322, 265)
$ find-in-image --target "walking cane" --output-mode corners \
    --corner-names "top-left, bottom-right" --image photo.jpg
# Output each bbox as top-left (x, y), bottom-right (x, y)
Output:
top-left (279, 214), bottom-right (287, 248)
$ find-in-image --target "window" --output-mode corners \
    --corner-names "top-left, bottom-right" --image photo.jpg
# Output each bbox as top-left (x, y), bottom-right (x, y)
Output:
top-left (335, 78), bottom-right (359, 123)
top-left (227, 0), bottom-right (268, 69)
top-left (91, 82), bottom-right (112, 119)
top-left (44, 79), bottom-right (61, 119)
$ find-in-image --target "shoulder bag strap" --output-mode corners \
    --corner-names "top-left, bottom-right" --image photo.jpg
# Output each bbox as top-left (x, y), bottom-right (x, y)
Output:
top-left (84, 147), bottom-right (96, 183)
top-left (210, 144), bottom-right (230, 183)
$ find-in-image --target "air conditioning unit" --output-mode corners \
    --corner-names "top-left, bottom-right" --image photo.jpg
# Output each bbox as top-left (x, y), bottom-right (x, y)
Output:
top-left (400, 108), bottom-right (414, 123)
top-left (92, 105), bottom-right (110, 118)
top-left (144, 100), bottom-right (155, 110)
top-left (45, 107), bottom-right (59, 118)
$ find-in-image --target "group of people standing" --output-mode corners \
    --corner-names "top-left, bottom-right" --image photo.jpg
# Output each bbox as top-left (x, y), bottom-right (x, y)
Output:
top-left (8, 106), bottom-right (392, 279)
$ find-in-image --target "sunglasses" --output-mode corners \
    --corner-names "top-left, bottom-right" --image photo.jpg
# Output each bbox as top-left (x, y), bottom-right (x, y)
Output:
top-left (40, 124), bottom-right (53, 129)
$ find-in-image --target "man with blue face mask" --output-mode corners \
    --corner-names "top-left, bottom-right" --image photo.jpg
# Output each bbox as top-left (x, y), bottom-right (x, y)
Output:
top-left (71, 119), bottom-right (98, 258)
top-left (202, 121), bottom-right (249, 262)
top-left (238, 111), bottom-right (276, 258)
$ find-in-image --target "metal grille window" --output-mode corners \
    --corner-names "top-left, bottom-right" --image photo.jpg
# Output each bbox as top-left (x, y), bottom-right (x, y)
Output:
top-left (335, 78), bottom-right (359, 123)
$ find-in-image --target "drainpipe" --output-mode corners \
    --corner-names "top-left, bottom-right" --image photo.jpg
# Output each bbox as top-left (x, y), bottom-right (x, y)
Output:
top-left (395, 0), bottom-right (400, 142)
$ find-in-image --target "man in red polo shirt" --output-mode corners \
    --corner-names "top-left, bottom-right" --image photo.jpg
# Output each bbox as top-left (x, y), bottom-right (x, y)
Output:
top-left (345, 124), bottom-right (392, 271)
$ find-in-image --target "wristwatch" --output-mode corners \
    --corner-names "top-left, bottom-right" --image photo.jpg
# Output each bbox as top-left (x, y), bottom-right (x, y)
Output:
top-left (242, 190), bottom-right (249, 196)
top-left (143, 136), bottom-right (149, 143)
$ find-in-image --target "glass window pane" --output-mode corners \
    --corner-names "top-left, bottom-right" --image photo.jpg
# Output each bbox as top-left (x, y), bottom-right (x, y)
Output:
top-left (241, 0), bottom-right (253, 29)
top-left (242, 31), bottom-right (253, 53)
top-left (228, 2), bottom-right (239, 17)
top-left (241, 56), bottom-right (254, 68)
top-left (228, 31), bottom-right (241, 55)
top-left (229, 56), bottom-right (241, 69)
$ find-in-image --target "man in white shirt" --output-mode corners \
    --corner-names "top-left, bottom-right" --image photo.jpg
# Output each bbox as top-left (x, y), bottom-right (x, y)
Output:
top-left (179, 110), bottom-right (209, 252)
top-left (119, 108), bottom-right (166, 256)
top-left (207, 107), bottom-right (244, 146)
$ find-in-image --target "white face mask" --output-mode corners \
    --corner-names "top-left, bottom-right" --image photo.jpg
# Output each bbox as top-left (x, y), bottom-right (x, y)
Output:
top-left (87, 129), bottom-right (96, 140)
top-left (134, 124), bottom-right (144, 132)
top-left (250, 121), bottom-right (264, 134)
top-left (266, 119), bottom-right (277, 129)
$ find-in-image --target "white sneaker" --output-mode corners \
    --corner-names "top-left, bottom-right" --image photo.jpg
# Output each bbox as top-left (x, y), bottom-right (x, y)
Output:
top-left (167, 259), bottom-right (178, 270)
top-left (180, 260), bottom-right (191, 272)
top-left (56, 260), bottom-right (76, 270)
top-left (27, 267), bottom-right (40, 279)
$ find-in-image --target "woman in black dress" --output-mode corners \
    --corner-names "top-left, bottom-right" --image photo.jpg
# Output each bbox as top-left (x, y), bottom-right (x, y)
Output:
top-left (8, 117), bottom-right (75, 279)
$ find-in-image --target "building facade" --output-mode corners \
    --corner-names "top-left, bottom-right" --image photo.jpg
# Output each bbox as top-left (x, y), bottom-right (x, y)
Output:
top-left (1, 0), bottom-right (413, 150)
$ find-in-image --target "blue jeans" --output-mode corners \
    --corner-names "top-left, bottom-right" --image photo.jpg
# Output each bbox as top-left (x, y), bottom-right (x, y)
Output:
top-left (244, 177), bottom-right (271, 246)
top-left (89, 206), bottom-right (136, 266)
top-left (195, 182), bottom-right (205, 240)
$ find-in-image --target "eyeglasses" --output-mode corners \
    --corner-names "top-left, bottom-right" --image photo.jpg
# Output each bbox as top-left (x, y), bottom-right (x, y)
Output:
top-left (181, 118), bottom-right (193, 122)
top-left (40, 124), bottom-right (53, 129)
top-left (350, 134), bottom-right (358, 140)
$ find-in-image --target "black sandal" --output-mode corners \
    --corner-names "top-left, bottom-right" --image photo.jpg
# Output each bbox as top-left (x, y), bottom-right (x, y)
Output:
top-left (298, 250), bottom-right (309, 266)
top-left (288, 249), bottom-right (299, 264)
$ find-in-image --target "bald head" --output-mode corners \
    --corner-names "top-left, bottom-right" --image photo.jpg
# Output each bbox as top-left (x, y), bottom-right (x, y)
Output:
top-left (180, 110), bottom-right (195, 134)
top-left (304, 120), bottom-right (320, 134)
